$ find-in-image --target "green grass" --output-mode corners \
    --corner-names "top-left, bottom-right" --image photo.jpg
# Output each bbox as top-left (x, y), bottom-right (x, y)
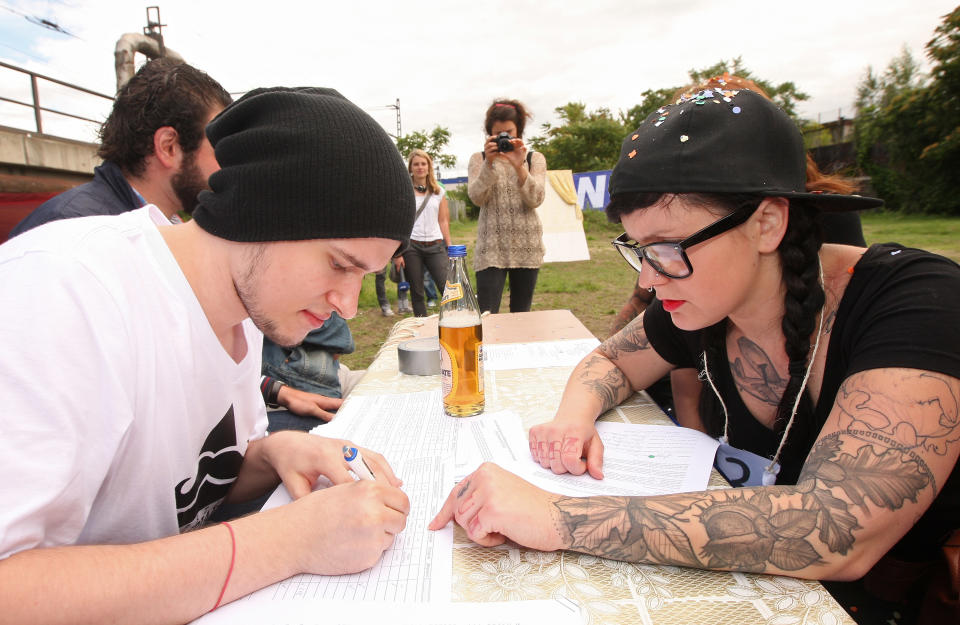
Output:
top-left (860, 211), bottom-right (960, 260)
top-left (342, 210), bottom-right (960, 370)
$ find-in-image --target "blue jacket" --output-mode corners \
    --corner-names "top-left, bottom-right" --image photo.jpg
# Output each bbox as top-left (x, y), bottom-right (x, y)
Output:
top-left (9, 161), bottom-right (141, 238)
top-left (261, 312), bottom-right (355, 398)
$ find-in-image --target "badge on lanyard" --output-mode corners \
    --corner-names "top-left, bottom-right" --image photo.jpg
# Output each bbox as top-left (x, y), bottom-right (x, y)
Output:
top-left (714, 442), bottom-right (780, 487)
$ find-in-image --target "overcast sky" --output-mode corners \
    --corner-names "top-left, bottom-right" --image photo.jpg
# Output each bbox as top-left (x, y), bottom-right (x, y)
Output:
top-left (1, 0), bottom-right (955, 176)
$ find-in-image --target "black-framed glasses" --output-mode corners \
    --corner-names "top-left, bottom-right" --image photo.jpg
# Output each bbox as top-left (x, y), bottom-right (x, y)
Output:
top-left (611, 204), bottom-right (759, 279)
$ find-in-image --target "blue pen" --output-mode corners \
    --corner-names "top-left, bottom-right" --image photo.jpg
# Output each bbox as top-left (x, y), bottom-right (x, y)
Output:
top-left (343, 445), bottom-right (375, 480)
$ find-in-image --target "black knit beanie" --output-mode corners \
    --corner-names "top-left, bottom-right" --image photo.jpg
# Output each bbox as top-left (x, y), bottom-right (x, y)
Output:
top-left (192, 87), bottom-right (415, 245)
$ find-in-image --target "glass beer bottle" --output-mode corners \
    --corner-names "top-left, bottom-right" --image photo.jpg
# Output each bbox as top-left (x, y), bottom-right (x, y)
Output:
top-left (438, 245), bottom-right (484, 417)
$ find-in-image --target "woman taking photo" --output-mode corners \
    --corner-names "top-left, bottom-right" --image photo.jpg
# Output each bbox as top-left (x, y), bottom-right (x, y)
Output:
top-left (432, 88), bottom-right (960, 623)
top-left (467, 99), bottom-right (547, 313)
top-left (393, 149), bottom-right (451, 317)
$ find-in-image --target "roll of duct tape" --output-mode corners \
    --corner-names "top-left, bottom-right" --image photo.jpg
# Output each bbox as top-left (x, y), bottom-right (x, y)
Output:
top-left (398, 337), bottom-right (441, 376)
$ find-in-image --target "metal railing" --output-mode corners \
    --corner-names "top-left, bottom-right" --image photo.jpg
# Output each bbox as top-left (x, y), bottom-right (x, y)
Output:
top-left (0, 60), bottom-right (113, 135)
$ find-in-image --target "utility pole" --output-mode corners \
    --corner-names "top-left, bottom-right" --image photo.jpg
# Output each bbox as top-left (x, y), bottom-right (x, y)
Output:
top-left (387, 98), bottom-right (401, 138)
top-left (143, 6), bottom-right (166, 56)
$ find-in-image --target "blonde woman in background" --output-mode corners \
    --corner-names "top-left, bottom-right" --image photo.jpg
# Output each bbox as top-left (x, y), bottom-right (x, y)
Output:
top-left (393, 149), bottom-right (451, 317)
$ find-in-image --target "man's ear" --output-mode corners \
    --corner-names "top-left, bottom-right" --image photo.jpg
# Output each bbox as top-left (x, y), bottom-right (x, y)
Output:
top-left (151, 126), bottom-right (182, 170)
top-left (754, 197), bottom-right (789, 253)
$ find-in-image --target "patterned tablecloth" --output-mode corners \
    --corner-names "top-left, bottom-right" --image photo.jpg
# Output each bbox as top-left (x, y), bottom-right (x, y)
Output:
top-left (352, 313), bottom-right (853, 625)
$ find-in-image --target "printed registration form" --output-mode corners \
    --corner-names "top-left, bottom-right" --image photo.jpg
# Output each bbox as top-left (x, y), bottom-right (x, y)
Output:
top-left (227, 390), bottom-right (458, 607)
top-left (454, 411), bottom-right (721, 496)
top-left (482, 338), bottom-right (600, 371)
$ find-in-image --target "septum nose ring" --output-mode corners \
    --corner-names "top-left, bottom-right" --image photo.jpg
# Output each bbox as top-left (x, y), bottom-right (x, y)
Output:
top-left (647, 271), bottom-right (660, 292)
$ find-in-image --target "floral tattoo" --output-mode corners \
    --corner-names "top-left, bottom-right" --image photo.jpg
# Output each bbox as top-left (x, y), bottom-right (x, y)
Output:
top-left (551, 370), bottom-right (959, 575)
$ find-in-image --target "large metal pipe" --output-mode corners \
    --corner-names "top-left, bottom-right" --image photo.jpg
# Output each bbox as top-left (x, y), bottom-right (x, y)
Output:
top-left (113, 33), bottom-right (184, 92)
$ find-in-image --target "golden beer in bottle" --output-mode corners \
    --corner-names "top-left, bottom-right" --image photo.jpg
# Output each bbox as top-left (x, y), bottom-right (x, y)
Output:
top-left (438, 245), bottom-right (484, 417)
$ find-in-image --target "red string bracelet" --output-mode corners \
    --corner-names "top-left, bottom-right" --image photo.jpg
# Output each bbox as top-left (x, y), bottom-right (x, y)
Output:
top-left (212, 521), bottom-right (236, 611)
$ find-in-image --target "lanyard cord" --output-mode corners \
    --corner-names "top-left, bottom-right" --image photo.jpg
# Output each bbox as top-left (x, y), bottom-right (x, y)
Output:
top-left (701, 259), bottom-right (825, 483)
top-left (701, 351), bottom-right (731, 444)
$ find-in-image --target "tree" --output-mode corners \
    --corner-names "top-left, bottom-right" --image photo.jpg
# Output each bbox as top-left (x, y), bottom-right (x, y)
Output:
top-left (622, 58), bottom-right (811, 129)
top-left (529, 102), bottom-right (625, 172)
top-left (917, 8), bottom-right (960, 197)
top-left (855, 8), bottom-right (960, 214)
top-left (395, 126), bottom-right (457, 175)
top-left (620, 87), bottom-right (678, 131)
top-left (688, 57), bottom-right (809, 120)
top-left (530, 58), bottom-right (812, 174)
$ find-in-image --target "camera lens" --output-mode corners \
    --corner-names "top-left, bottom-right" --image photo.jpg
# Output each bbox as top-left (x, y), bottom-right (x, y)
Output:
top-left (496, 132), bottom-right (514, 153)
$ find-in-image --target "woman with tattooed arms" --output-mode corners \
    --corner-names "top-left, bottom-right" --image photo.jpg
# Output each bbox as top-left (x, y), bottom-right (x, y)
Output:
top-left (430, 88), bottom-right (960, 622)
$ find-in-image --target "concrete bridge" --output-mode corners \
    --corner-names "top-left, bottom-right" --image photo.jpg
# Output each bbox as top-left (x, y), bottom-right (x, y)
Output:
top-left (0, 124), bottom-right (98, 191)
top-left (0, 125), bottom-right (98, 240)
top-left (0, 59), bottom-right (109, 240)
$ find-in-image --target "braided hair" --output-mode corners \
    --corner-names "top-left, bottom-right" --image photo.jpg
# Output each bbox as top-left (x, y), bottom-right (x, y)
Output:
top-left (774, 201), bottom-right (825, 428)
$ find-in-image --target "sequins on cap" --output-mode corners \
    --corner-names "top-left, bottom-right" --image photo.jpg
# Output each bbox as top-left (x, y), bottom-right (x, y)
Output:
top-left (640, 88), bottom-right (746, 144)
top-left (625, 87), bottom-right (748, 156)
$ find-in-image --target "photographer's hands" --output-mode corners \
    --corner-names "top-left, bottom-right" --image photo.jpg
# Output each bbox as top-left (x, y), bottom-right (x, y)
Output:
top-left (482, 134), bottom-right (501, 164)
top-left (482, 134), bottom-right (529, 185)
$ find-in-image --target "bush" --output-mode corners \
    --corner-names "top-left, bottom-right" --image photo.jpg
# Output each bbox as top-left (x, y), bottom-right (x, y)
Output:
top-left (445, 185), bottom-right (480, 221)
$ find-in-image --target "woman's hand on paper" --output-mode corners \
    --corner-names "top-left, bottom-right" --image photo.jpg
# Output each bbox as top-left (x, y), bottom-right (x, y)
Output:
top-left (528, 418), bottom-right (605, 479)
top-left (428, 462), bottom-right (565, 552)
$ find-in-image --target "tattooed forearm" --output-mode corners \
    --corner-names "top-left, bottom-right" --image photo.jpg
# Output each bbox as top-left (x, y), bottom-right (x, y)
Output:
top-left (608, 285), bottom-right (655, 337)
top-left (577, 354), bottom-right (631, 411)
top-left (553, 428), bottom-right (941, 575)
top-left (548, 369), bottom-right (958, 577)
top-left (600, 316), bottom-right (652, 361)
top-left (553, 494), bottom-right (703, 566)
top-left (608, 314), bottom-right (631, 336)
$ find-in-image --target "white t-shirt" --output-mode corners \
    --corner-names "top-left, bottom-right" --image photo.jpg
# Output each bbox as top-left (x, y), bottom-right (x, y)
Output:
top-left (409, 189), bottom-right (446, 242)
top-left (0, 206), bottom-right (268, 558)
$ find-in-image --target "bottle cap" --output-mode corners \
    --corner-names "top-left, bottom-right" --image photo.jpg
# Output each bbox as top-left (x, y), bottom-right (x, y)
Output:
top-left (447, 244), bottom-right (467, 258)
top-left (398, 337), bottom-right (441, 375)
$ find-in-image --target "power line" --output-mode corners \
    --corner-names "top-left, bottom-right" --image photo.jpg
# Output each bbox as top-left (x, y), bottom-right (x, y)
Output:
top-left (1, 2), bottom-right (81, 39)
top-left (25, 15), bottom-right (79, 38)
top-left (0, 40), bottom-right (45, 62)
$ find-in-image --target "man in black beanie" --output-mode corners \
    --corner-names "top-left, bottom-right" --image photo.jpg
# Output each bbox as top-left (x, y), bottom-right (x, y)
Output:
top-left (0, 87), bottom-right (415, 621)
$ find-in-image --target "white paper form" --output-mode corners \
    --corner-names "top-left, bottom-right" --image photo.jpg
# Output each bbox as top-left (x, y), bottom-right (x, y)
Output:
top-left (483, 338), bottom-right (600, 371)
top-left (452, 409), bottom-right (528, 481)
top-left (240, 390), bottom-right (458, 606)
top-left (489, 414), bottom-right (720, 497)
top-left (192, 598), bottom-right (584, 625)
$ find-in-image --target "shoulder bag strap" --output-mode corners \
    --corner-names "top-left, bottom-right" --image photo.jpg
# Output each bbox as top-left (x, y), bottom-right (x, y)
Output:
top-left (414, 192), bottom-right (433, 223)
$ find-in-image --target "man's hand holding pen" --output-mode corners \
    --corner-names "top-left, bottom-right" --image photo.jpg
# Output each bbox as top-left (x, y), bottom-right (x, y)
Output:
top-left (252, 431), bottom-right (410, 575)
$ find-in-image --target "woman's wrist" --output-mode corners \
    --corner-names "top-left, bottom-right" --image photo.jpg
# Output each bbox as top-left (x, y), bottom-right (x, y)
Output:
top-left (516, 164), bottom-right (529, 185)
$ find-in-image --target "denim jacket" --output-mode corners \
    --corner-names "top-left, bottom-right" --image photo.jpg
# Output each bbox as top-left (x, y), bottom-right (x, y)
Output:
top-left (261, 312), bottom-right (354, 397)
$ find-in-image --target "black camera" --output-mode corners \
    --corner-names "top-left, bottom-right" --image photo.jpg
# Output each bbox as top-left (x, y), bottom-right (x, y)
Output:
top-left (495, 131), bottom-right (515, 153)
